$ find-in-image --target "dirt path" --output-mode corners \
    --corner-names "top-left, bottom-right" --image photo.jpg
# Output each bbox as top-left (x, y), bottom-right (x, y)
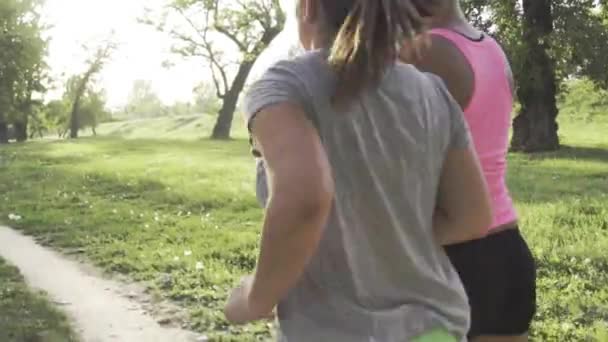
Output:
top-left (0, 226), bottom-right (204, 342)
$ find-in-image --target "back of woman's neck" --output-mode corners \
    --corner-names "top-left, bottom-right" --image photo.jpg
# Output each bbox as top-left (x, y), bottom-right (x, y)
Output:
top-left (431, 13), bottom-right (481, 38)
top-left (431, 10), bottom-right (468, 30)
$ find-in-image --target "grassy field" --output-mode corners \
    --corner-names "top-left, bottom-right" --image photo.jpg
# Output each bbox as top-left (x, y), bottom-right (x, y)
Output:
top-left (1, 118), bottom-right (607, 341)
top-left (0, 258), bottom-right (78, 342)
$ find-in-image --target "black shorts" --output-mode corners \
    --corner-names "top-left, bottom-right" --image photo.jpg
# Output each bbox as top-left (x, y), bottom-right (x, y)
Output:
top-left (445, 228), bottom-right (536, 338)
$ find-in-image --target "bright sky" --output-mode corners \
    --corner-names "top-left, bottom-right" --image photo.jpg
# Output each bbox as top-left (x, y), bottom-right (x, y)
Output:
top-left (43, 0), bottom-right (297, 108)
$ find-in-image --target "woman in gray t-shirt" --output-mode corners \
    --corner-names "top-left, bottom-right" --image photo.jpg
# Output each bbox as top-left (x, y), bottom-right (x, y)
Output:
top-left (224, 0), bottom-right (493, 341)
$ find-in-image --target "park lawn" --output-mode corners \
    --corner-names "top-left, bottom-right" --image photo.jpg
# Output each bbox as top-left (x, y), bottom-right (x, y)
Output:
top-left (0, 258), bottom-right (78, 342)
top-left (0, 119), bottom-right (607, 341)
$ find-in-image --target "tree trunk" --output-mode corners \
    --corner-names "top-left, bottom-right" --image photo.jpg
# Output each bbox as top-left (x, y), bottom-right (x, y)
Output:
top-left (210, 27), bottom-right (282, 140)
top-left (211, 61), bottom-right (254, 140)
top-left (70, 72), bottom-right (94, 139)
top-left (70, 97), bottom-right (81, 139)
top-left (0, 122), bottom-right (8, 144)
top-left (14, 119), bottom-right (27, 142)
top-left (511, 0), bottom-right (559, 152)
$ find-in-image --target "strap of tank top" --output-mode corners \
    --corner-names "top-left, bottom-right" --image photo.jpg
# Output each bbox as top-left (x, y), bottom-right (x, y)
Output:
top-left (428, 28), bottom-right (479, 69)
top-left (429, 28), bottom-right (465, 39)
top-left (427, 28), bottom-right (474, 59)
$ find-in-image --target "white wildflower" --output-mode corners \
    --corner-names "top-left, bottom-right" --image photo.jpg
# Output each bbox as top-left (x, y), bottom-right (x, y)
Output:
top-left (8, 213), bottom-right (22, 221)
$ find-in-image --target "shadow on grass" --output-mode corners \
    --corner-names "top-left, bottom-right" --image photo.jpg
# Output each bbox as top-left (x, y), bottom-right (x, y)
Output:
top-left (0, 142), bottom-right (91, 169)
top-left (2, 142), bottom-right (258, 215)
top-left (104, 126), bottom-right (136, 137)
top-left (525, 145), bottom-right (608, 164)
top-left (79, 171), bottom-right (231, 213)
top-left (508, 164), bottom-right (607, 203)
top-left (165, 116), bottom-right (200, 133)
top-left (83, 136), bottom-right (251, 160)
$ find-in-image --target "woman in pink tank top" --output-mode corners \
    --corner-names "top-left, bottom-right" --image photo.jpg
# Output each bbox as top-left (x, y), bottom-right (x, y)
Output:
top-left (403, 1), bottom-right (537, 341)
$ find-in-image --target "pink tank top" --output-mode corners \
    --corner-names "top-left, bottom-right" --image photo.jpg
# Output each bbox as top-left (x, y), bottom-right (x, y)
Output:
top-left (430, 28), bottom-right (518, 231)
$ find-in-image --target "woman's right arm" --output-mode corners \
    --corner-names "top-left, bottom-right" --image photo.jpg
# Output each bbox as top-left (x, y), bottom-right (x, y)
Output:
top-left (406, 36), bottom-right (492, 244)
top-left (430, 74), bottom-right (493, 245)
top-left (433, 145), bottom-right (493, 245)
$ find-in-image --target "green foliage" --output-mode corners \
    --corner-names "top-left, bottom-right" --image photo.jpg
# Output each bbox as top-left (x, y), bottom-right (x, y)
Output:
top-left (0, 0), bottom-right (49, 141)
top-left (462, 0), bottom-right (608, 91)
top-left (559, 78), bottom-right (608, 122)
top-left (1, 120), bottom-right (607, 340)
top-left (67, 39), bottom-right (116, 139)
top-left (168, 101), bottom-right (195, 116)
top-left (41, 99), bottom-right (69, 135)
top-left (80, 89), bottom-right (111, 127)
top-left (551, 0), bottom-right (608, 86)
top-left (193, 82), bottom-right (221, 115)
top-left (125, 80), bottom-right (165, 118)
top-left (31, 75), bottom-right (112, 137)
top-left (122, 79), bottom-right (223, 118)
top-left (462, 0), bottom-right (608, 151)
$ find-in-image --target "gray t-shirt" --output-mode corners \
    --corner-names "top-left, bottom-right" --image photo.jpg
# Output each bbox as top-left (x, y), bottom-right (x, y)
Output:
top-left (245, 50), bottom-right (471, 342)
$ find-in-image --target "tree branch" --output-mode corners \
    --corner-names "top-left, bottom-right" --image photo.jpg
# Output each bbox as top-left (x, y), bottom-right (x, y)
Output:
top-left (203, 18), bottom-right (228, 97)
top-left (214, 25), bottom-right (248, 52)
top-left (173, 5), bottom-right (230, 96)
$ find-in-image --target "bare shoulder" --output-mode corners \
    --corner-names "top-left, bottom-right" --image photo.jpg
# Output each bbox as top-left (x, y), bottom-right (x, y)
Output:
top-left (406, 34), bottom-right (475, 110)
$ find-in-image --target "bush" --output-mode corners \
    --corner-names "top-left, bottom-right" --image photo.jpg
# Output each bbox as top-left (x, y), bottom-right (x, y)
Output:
top-left (559, 78), bottom-right (608, 122)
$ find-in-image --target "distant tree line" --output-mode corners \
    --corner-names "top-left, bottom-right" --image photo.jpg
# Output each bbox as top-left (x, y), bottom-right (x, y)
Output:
top-left (2, 0), bottom-right (607, 149)
top-left (118, 80), bottom-right (221, 120)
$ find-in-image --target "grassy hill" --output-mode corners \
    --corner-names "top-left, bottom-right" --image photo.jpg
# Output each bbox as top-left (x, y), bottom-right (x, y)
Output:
top-left (93, 114), bottom-right (249, 140)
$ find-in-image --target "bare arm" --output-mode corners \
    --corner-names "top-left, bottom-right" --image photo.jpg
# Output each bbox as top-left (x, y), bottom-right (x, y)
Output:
top-left (404, 34), bottom-right (492, 243)
top-left (247, 102), bottom-right (334, 315)
top-left (434, 145), bottom-right (492, 245)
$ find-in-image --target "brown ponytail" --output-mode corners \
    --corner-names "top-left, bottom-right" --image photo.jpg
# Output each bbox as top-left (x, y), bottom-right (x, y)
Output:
top-left (319, 0), bottom-right (437, 107)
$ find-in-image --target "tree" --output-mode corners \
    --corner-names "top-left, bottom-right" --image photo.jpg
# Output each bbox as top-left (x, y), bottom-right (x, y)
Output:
top-left (125, 80), bottom-right (164, 118)
top-left (167, 101), bottom-right (194, 116)
top-left (559, 78), bottom-right (608, 122)
top-left (510, 0), bottom-right (559, 151)
top-left (0, 0), bottom-right (48, 143)
top-left (11, 35), bottom-right (47, 142)
top-left (145, 0), bottom-right (285, 139)
top-left (462, 0), bottom-right (608, 152)
top-left (68, 40), bottom-right (115, 138)
top-left (64, 75), bottom-right (110, 137)
top-left (193, 81), bottom-right (221, 115)
top-left (79, 88), bottom-right (110, 136)
top-left (35, 99), bottom-right (68, 138)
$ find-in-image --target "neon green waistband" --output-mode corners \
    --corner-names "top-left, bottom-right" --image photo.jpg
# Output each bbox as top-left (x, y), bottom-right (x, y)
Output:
top-left (411, 329), bottom-right (458, 342)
